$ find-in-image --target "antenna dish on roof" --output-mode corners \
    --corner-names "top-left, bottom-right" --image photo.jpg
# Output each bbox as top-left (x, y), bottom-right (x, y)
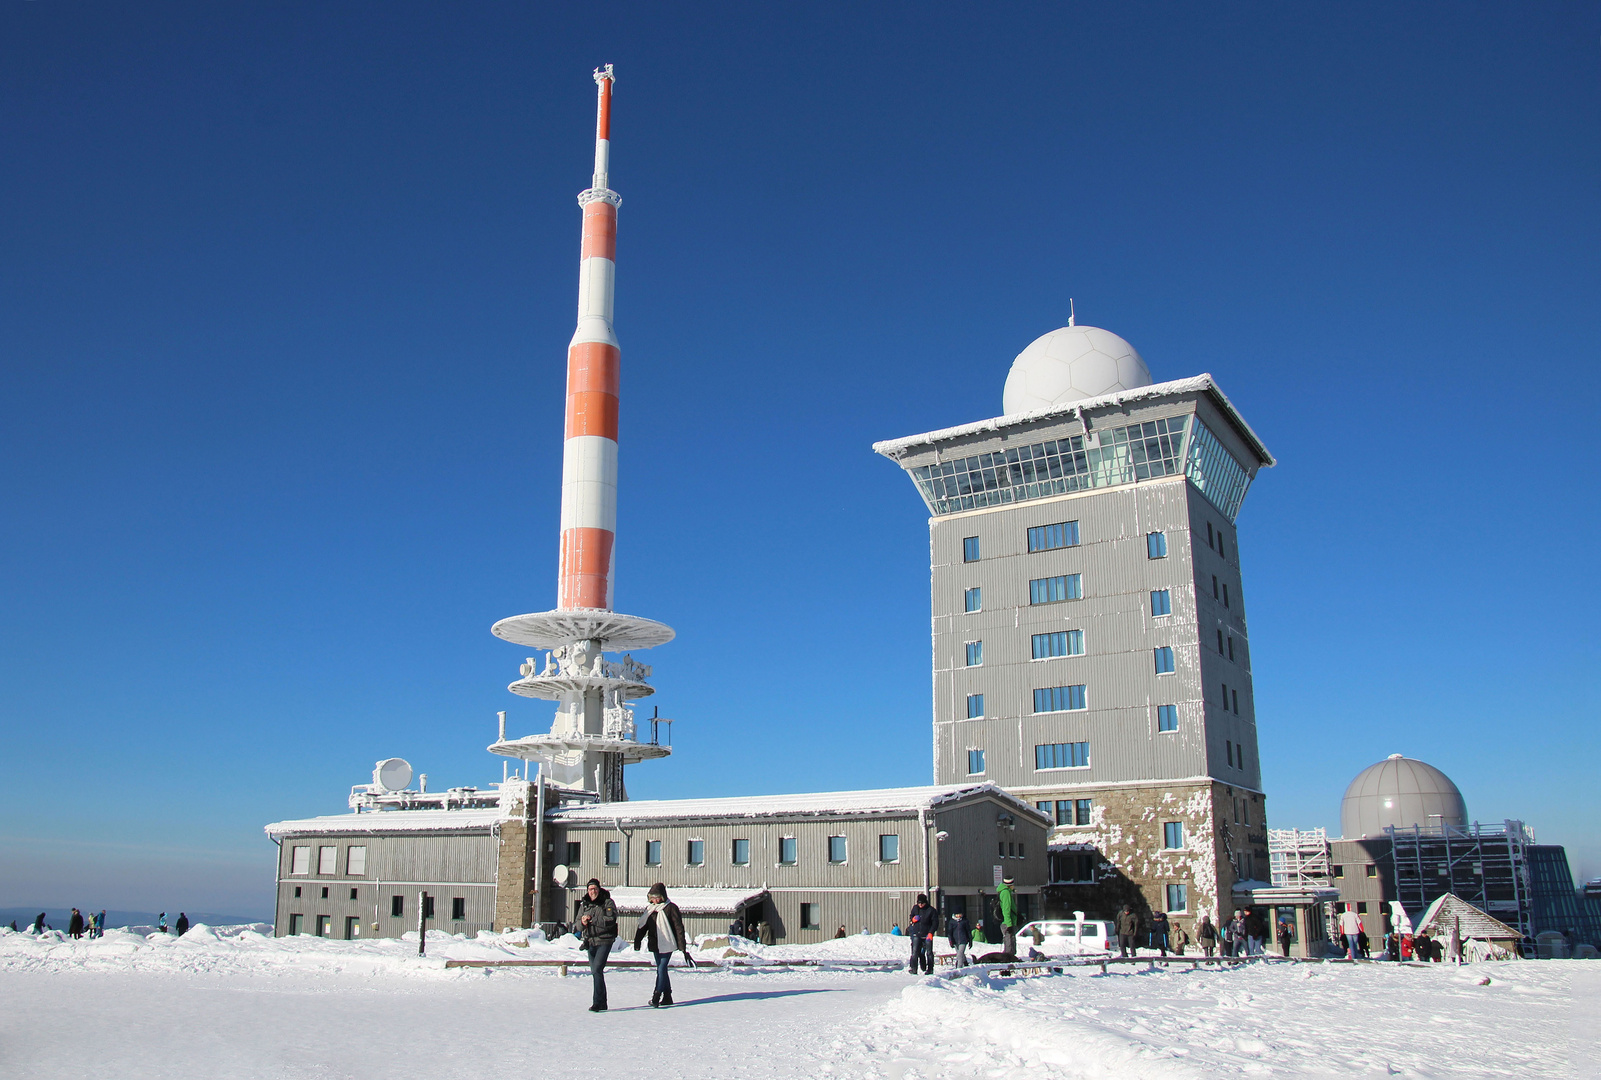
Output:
top-left (374, 758), bottom-right (413, 793)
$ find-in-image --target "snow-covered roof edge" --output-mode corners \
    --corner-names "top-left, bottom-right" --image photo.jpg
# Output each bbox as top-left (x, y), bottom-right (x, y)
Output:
top-left (871, 374), bottom-right (1275, 468)
top-left (548, 782), bottom-right (1051, 825)
top-left (264, 806), bottom-right (505, 838)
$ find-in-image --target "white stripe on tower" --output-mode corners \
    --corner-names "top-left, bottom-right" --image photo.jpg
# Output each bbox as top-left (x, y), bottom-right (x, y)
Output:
top-left (559, 65), bottom-right (621, 611)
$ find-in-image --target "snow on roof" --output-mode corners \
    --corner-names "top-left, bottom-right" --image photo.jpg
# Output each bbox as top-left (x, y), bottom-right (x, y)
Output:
top-left (264, 807), bottom-right (504, 838)
top-left (871, 374), bottom-right (1274, 467)
top-left (549, 783), bottom-right (1047, 825)
top-left (599, 887), bottom-right (768, 917)
top-left (1416, 893), bottom-right (1522, 941)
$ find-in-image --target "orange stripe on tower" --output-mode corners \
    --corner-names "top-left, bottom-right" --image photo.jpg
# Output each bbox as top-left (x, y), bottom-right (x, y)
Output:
top-left (596, 77), bottom-right (611, 140)
top-left (581, 201), bottom-right (617, 261)
top-left (565, 341), bottom-right (620, 439)
top-left (559, 527), bottom-right (614, 609)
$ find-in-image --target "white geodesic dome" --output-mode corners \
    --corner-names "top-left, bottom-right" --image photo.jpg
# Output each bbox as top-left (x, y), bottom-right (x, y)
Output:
top-left (1339, 754), bottom-right (1468, 838)
top-left (1001, 325), bottom-right (1153, 416)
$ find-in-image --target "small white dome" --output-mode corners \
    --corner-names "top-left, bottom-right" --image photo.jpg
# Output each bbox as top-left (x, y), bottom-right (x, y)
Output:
top-left (1339, 755), bottom-right (1468, 838)
top-left (1002, 324), bottom-right (1153, 416)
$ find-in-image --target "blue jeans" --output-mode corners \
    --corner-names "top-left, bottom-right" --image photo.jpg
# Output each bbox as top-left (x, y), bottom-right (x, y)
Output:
top-left (653, 951), bottom-right (672, 997)
top-left (587, 939), bottom-right (612, 1008)
top-left (1346, 934), bottom-right (1360, 961)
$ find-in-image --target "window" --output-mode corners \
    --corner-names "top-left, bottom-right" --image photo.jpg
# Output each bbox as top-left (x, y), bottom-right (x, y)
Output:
top-left (1357, 901), bottom-right (1368, 914)
top-left (318, 846), bottom-right (337, 875)
top-left (566, 842), bottom-right (582, 866)
top-left (1029, 574), bottom-right (1082, 604)
top-left (1027, 521), bottom-right (1079, 552)
top-left (1036, 800), bottom-right (1055, 820)
top-left (965, 641), bottom-right (983, 666)
top-left (967, 748), bottom-right (985, 775)
top-left (1333, 865), bottom-right (1344, 878)
top-left (1166, 883), bottom-right (1188, 913)
top-left (1151, 589), bottom-right (1171, 617)
top-left (1206, 522), bottom-right (1214, 548)
top-left (1033, 684), bottom-right (1086, 712)
top-left (350, 887), bottom-right (358, 900)
top-left (828, 836), bottom-right (848, 864)
top-left (1031, 629), bottom-right (1084, 659)
top-left (800, 903), bottom-right (820, 930)
top-left (1018, 843), bottom-right (1025, 858)
top-left (1154, 646), bottom-right (1175, 674)
top-left (293, 886), bottom-right (302, 898)
top-left (1035, 741), bottom-right (1090, 769)
top-left (390, 895), bottom-right (404, 918)
top-left (1218, 629), bottom-right (1225, 653)
top-left (1232, 689), bottom-right (1239, 715)
top-left (345, 846), bottom-right (366, 876)
top-left (290, 846), bottom-right (311, 875)
top-left (451, 897), bottom-right (466, 921)
top-left (1224, 583), bottom-right (1230, 608)
top-left (732, 838), bottom-right (750, 865)
top-left (422, 896), bottom-right (435, 919)
top-left (779, 837), bottom-right (797, 865)
top-left (1227, 740), bottom-right (1234, 767)
top-left (962, 536), bottom-right (980, 562)
top-left (320, 886), bottom-right (329, 899)
top-left (645, 840), bottom-right (662, 866)
top-left (1051, 852), bottom-right (1095, 882)
top-left (964, 587), bottom-right (981, 613)
top-left (605, 841), bottom-right (621, 866)
top-left (1213, 575), bottom-right (1220, 600)
top-left (879, 835), bottom-right (900, 863)
top-left (1222, 681), bottom-right (1229, 708)
top-left (1227, 636), bottom-right (1235, 661)
top-left (687, 839), bottom-right (705, 866)
top-left (1219, 535), bottom-right (1227, 560)
top-left (1157, 704), bottom-right (1178, 732)
top-left (1241, 797), bottom-right (1251, 826)
top-left (1163, 822), bottom-right (1185, 849)
top-left (1075, 799), bottom-right (1093, 825)
top-left (1147, 532), bottom-right (1168, 559)
top-left (966, 694), bottom-right (984, 719)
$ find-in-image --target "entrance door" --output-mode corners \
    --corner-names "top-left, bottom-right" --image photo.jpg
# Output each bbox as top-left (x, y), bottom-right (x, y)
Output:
top-left (344, 916), bottom-right (360, 940)
top-left (316, 915), bottom-right (331, 937)
top-left (287, 913), bottom-right (303, 936)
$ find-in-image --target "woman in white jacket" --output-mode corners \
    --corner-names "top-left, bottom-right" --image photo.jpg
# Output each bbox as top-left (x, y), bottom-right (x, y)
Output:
top-left (633, 883), bottom-right (694, 1007)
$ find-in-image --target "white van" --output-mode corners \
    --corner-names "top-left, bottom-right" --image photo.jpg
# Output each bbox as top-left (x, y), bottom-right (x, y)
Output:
top-left (1016, 919), bottom-right (1116, 956)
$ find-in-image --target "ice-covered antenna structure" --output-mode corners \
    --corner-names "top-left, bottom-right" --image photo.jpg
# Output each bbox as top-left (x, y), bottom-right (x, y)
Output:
top-left (1068, 298), bottom-right (1075, 327)
top-left (373, 758), bottom-right (413, 793)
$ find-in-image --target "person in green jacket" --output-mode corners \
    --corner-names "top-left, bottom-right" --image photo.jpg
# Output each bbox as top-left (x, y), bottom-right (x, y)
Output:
top-left (997, 876), bottom-right (1019, 957)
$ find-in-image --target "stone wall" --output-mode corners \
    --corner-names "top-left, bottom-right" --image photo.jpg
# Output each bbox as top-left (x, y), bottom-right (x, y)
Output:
top-left (491, 780), bottom-right (535, 932)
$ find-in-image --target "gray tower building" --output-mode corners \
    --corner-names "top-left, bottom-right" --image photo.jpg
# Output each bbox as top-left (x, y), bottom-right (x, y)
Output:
top-left (875, 322), bottom-right (1275, 924)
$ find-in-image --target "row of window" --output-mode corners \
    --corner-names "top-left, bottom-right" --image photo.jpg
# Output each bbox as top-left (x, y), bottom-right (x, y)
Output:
top-left (965, 699), bottom-right (1184, 733)
top-left (968, 646), bottom-right (1181, 682)
top-left (1036, 798), bottom-right (1094, 826)
top-left (574, 835), bottom-right (904, 868)
top-left (967, 741), bottom-right (1091, 774)
top-left (288, 845), bottom-right (366, 876)
top-left (1044, 858), bottom-right (1188, 913)
top-left (1226, 739), bottom-right (1250, 772)
top-left (963, 583), bottom-right (1180, 620)
top-left (962, 527), bottom-right (1172, 564)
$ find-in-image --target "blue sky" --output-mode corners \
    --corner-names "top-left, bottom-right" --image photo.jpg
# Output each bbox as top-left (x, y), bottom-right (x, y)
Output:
top-left (2, 2), bottom-right (1596, 917)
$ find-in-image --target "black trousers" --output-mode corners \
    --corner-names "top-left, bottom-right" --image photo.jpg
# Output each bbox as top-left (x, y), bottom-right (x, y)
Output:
top-left (909, 936), bottom-right (934, 973)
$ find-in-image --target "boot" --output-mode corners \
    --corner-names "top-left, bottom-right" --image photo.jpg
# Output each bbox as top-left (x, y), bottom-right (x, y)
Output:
top-left (660, 990), bottom-right (673, 1007)
top-left (649, 992), bottom-right (661, 1008)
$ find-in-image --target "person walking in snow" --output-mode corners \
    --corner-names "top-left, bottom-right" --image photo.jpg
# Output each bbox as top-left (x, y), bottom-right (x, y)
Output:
top-left (1149, 910), bottom-right (1170, 956)
top-left (68, 909), bottom-right (84, 939)
top-left (947, 910), bottom-right (972, 968)
top-left (575, 879), bottom-right (619, 1012)
top-left (175, 913), bottom-right (190, 937)
top-left (907, 894), bottom-right (938, 974)
top-left (633, 883), bottom-right (692, 1008)
top-left (997, 877), bottom-right (1020, 957)
top-left (1337, 904), bottom-right (1362, 961)
top-left (1173, 923), bottom-right (1190, 956)
top-left (157, 913), bottom-right (168, 934)
top-left (94, 911), bottom-right (106, 938)
top-left (31, 913), bottom-right (46, 934)
top-left (1197, 915), bottom-right (1217, 958)
top-left (1243, 908), bottom-right (1267, 956)
top-left (1116, 905), bottom-right (1139, 957)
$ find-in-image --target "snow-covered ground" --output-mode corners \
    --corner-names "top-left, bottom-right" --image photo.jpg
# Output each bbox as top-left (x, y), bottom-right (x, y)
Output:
top-left (2, 925), bottom-right (1595, 1078)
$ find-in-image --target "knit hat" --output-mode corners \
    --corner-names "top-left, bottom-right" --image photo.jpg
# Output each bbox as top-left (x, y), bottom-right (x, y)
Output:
top-left (648, 882), bottom-right (668, 900)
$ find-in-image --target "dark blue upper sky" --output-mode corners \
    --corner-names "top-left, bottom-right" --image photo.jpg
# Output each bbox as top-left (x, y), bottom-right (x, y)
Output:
top-left (3, 2), bottom-right (1597, 915)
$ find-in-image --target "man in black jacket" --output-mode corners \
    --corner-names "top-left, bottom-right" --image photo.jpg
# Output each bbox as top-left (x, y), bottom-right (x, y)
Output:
top-left (1115, 905), bottom-right (1140, 957)
top-left (907, 894), bottom-right (938, 974)
top-left (575, 879), bottom-right (619, 1012)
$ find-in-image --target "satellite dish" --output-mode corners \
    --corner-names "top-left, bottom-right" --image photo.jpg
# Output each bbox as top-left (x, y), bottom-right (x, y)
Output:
top-left (374, 758), bottom-right (413, 793)
top-left (552, 864), bottom-right (569, 886)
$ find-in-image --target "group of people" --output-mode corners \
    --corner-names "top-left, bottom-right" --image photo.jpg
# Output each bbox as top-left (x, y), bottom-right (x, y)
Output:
top-left (1114, 906), bottom-right (1272, 958)
top-left (16, 910), bottom-right (191, 939)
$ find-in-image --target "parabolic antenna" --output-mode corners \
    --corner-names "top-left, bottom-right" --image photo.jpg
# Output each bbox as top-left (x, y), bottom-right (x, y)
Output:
top-left (374, 758), bottom-right (413, 793)
top-left (552, 864), bottom-right (569, 887)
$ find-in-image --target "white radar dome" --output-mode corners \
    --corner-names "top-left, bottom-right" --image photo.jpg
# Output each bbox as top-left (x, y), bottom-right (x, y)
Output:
top-left (1339, 754), bottom-right (1467, 838)
top-left (1002, 324), bottom-right (1153, 415)
top-left (373, 757), bottom-right (413, 794)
